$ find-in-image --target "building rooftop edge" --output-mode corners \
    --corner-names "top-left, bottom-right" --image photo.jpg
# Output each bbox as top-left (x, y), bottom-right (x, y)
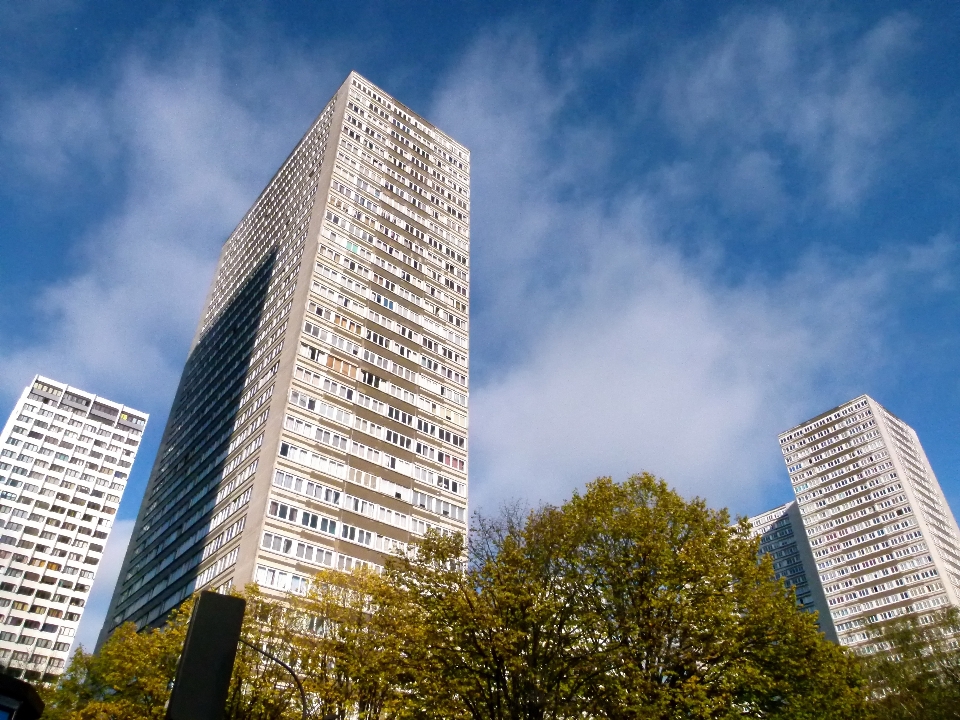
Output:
top-left (31, 374), bottom-right (149, 420)
top-left (347, 70), bottom-right (471, 157)
top-left (746, 500), bottom-right (795, 523)
top-left (777, 394), bottom-right (874, 440)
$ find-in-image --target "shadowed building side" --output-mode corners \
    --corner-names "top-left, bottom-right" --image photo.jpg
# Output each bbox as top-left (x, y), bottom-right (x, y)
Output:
top-left (747, 501), bottom-right (837, 642)
top-left (99, 251), bottom-right (279, 644)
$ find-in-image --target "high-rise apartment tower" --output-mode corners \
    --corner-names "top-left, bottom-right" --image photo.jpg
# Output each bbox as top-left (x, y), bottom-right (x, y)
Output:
top-left (779, 395), bottom-right (960, 650)
top-left (0, 376), bottom-right (146, 680)
top-left (100, 72), bottom-right (470, 643)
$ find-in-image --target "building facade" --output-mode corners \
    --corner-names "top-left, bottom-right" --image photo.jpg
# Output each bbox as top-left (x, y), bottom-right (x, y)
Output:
top-left (746, 501), bottom-right (836, 641)
top-left (0, 376), bottom-right (146, 680)
top-left (100, 72), bottom-right (470, 643)
top-left (779, 394), bottom-right (960, 651)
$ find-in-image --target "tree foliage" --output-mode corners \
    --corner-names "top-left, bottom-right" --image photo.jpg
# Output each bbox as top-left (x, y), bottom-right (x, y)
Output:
top-left (391, 474), bottom-right (868, 720)
top-left (224, 570), bottom-right (411, 720)
top-left (862, 608), bottom-right (960, 720)
top-left (42, 474), bottom-right (875, 720)
top-left (565, 475), bottom-right (867, 720)
top-left (41, 574), bottom-right (414, 720)
top-left (41, 598), bottom-right (194, 720)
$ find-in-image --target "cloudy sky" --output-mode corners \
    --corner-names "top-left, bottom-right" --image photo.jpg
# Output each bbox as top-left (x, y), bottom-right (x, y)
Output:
top-left (2, 1), bottom-right (959, 647)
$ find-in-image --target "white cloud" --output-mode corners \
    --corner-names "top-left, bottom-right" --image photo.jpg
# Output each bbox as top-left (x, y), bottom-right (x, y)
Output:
top-left (431, 14), bottom-right (932, 517)
top-left (2, 89), bottom-right (116, 183)
top-left (73, 519), bottom-right (134, 651)
top-left (656, 10), bottom-right (915, 211)
top-left (720, 150), bottom-right (786, 218)
top-left (468, 224), bottom-right (895, 514)
top-left (429, 27), bottom-right (577, 358)
top-left (0, 28), bottom-right (351, 653)
top-left (903, 232), bottom-right (959, 292)
top-left (0, 9), bottom-right (943, 544)
top-left (0, 24), bottom-right (342, 411)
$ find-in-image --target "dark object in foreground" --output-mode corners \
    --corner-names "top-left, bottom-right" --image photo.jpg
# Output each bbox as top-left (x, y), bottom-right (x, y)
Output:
top-left (0, 674), bottom-right (44, 720)
top-left (166, 591), bottom-right (246, 720)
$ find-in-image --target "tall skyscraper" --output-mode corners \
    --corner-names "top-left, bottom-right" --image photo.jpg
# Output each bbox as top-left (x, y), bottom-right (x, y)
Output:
top-left (778, 395), bottom-right (960, 650)
top-left (0, 376), bottom-right (146, 681)
top-left (746, 501), bottom-right (836, 641)
top-left (100, 72), bottom-right (470, 643)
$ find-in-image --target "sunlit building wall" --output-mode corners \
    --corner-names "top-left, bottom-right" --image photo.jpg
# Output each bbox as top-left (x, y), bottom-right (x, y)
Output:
top-left (779, 395), bottom-right (960, 651)
top-left (0, 376), bottom-right (146, 680)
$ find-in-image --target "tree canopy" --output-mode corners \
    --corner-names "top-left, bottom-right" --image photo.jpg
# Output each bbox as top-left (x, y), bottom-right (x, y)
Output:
top-left (41, 473), bottom-right (875, 720)
top-left (41, 598), bottom-right (194, 720)
top-left (861, 608), bottom-right (960, 720)
top-left (391, 474), bottom-right (868, 720)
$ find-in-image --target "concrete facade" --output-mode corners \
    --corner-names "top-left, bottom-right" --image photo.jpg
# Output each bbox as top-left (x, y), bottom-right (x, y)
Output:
top-left (779, 395), bottom-right (960, 651)
top-left (100, 72), bottom-right (470, 643)
top-left (0, 376), bottom-right (146, 680)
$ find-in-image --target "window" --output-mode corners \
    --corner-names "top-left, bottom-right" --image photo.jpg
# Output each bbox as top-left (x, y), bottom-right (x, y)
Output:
top-left (289, 390), bottom-right (351, 425)
top-left (340, 524), bottom-right (373, 547)
top-left (344, 495), bottom-right (376, 518)
top-left (268, 500), bottom-right (337, 535)
top-left (255, 565), bottom-right (312, 594)
top-left (385, 429), bottom-right (412, 450)
top-left (284, 415), bottom-right (349, 451)
top-left (261, 532), bottom-right (293, 554)
top-left (366, 330), bottom-right (389, 349)
top-left (268, 500), bottom-right (296, 522)
top-left (327, 356), bottom-right (358, 379)
top-left (438, 427), bottom-right (466, 449)
top-left (295, 543), bottom-right (334, 567)
top-left (413, 490), bottom-right (466, 522)
top-left (388, 407), bottom-right (413, 425)
top-left (278, 442), bottom-right (345, 479)
top-left (308, 301), bottom-right (362, 335)
top-left (356, 393), bottom-right (384, 413)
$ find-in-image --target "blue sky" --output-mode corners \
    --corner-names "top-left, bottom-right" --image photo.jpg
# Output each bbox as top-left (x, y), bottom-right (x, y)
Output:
top-left (2, 0), bottom-right (959, 646)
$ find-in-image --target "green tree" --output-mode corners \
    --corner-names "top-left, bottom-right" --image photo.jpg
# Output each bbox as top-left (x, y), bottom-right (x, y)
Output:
top-left (389, 474), bottom-right (870, 720)
top-left (388, 507), bottom-right (611, 720)
top-left (863, 609), bottom-right (960, 720)
top-left (222, 585), bottom-right (305, 720)
top-left (566, 474), bottom-right (867, 720)
top-left (41, 598), bottom-right (194, 720)
top-left (225, 570), bottom-right (414, 720)
top-left (42, 574), bottom-right (415, 720)
top-left (42, 474), bottom-right (876, 720)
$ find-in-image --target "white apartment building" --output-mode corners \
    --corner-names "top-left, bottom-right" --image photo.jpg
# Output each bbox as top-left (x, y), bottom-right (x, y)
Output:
top-left (779, 394), bottom-right (960, 651)
top-left (0, 376), bottom-right (146, 681)
top-left (747, 501), bottom-right (836, 641)
top-left (101, 72), bottom-right (469, 641)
